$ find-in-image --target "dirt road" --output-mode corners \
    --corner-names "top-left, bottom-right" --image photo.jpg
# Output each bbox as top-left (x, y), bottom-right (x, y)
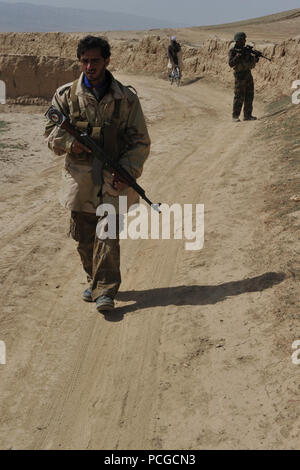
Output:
top-left (0, 74), bottom-right (298, 449)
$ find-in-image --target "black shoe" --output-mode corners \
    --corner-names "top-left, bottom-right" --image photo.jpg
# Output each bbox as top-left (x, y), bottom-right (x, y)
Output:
top-left (244, 116), bottom-right (257, 121)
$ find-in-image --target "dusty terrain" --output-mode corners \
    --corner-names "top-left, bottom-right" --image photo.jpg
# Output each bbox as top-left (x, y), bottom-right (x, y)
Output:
top-left (1, 9), bottom-right (300, 102)
top-left (0, 10), bottom-right (300, 450)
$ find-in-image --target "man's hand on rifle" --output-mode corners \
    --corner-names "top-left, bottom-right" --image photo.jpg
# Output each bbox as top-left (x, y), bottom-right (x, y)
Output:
top-left (102, 169), bottom-right (128, 196)
top-left (112, 173), bottom-right (128, 192)
top-left (71, 139), bottom-right (92, 154)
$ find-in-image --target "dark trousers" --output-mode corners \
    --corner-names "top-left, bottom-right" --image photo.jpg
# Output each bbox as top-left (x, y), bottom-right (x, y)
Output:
top-left (70, 211), bottom-right (121, 300)
top-left (232, 73), bottom-right (254, 118)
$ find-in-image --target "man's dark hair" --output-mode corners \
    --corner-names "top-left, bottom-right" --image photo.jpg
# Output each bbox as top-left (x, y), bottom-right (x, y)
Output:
top-left (77, 35), bottom-right (111, 60)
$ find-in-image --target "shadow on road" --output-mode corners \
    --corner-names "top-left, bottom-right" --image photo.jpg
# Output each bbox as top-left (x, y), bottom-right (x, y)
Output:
top-left (102, 271), bottom-right (286, 322)
top-left (181, 76), bottom-right (204, 86)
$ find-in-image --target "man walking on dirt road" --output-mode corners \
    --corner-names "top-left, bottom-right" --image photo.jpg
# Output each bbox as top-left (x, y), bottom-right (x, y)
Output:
top-left (229, 32), bottom-right (259, 122)
top-left (45, 35), bottom-right (150, 313)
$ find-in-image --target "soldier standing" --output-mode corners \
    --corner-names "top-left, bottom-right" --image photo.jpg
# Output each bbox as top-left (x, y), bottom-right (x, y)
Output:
top-left (229, 32), bottom-right (259, 122)
top-left (45, 36), bottom-right (150, 313)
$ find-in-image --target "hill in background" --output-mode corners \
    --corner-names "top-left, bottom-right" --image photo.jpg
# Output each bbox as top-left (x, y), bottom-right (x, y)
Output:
top-left (0, 1), bottom-right (182, 32)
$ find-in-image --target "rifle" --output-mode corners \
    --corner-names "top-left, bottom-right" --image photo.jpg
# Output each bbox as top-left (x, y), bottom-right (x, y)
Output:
top-left (45, 105), bottom-right (161, 213)
top-left (236, 45), bottom-right (272, 62)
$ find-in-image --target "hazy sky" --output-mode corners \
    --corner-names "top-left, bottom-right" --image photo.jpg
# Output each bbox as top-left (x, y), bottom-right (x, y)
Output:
top-left (4, 0), bottom-right (300, 25)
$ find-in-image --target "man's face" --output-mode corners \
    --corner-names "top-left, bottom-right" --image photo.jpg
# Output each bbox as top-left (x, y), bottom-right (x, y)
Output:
top-left (79, 48), bottom-right (110, 85)
top-left (236, 37), bottom-right (246, 47)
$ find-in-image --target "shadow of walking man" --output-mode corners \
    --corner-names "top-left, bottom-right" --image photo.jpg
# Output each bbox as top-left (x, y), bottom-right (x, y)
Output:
top-left (102, 271), bottom-right (286, 322)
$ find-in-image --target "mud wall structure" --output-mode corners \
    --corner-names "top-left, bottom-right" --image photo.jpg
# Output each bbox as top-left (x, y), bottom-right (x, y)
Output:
top-left (0, 32), bottom-right (300, 102)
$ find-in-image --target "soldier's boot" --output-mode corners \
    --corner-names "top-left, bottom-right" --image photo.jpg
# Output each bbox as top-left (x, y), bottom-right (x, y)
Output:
top-left (96, 295), bottom-right (115, 312)
top-left (243, 115), bottom-right (257, 121)
top-left (232, 116), bottom-right (241, 122)
top-left (82, 287), bottom-right (93, 302)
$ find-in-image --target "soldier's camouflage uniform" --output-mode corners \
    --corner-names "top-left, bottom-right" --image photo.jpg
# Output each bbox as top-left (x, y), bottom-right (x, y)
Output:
top-left (45, 71), bottom-right (151, 300)
top-left (228, 46), bottom-right (258, 119)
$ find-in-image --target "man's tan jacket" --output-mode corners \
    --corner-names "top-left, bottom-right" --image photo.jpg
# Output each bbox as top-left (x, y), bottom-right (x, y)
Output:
top-left (45, 71), bottom-right (151, 213)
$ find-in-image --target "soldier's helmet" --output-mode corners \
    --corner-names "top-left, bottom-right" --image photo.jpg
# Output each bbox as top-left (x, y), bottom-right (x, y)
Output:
top-left (234, 32), bottom-right (246, 42)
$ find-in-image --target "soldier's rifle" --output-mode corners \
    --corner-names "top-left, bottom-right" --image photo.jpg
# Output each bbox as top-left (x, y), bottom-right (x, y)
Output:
top-left (236, 45), bottom-right (272, 62)
top-left (45, 105), bottom-right (161, 213)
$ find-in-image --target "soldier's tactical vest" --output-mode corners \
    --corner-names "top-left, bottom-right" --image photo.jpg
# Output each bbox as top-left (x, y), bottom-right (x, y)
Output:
top-left (231, 47), bottom-right (253, 76)
top-left (69, 79), bottom-right (124, 162)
